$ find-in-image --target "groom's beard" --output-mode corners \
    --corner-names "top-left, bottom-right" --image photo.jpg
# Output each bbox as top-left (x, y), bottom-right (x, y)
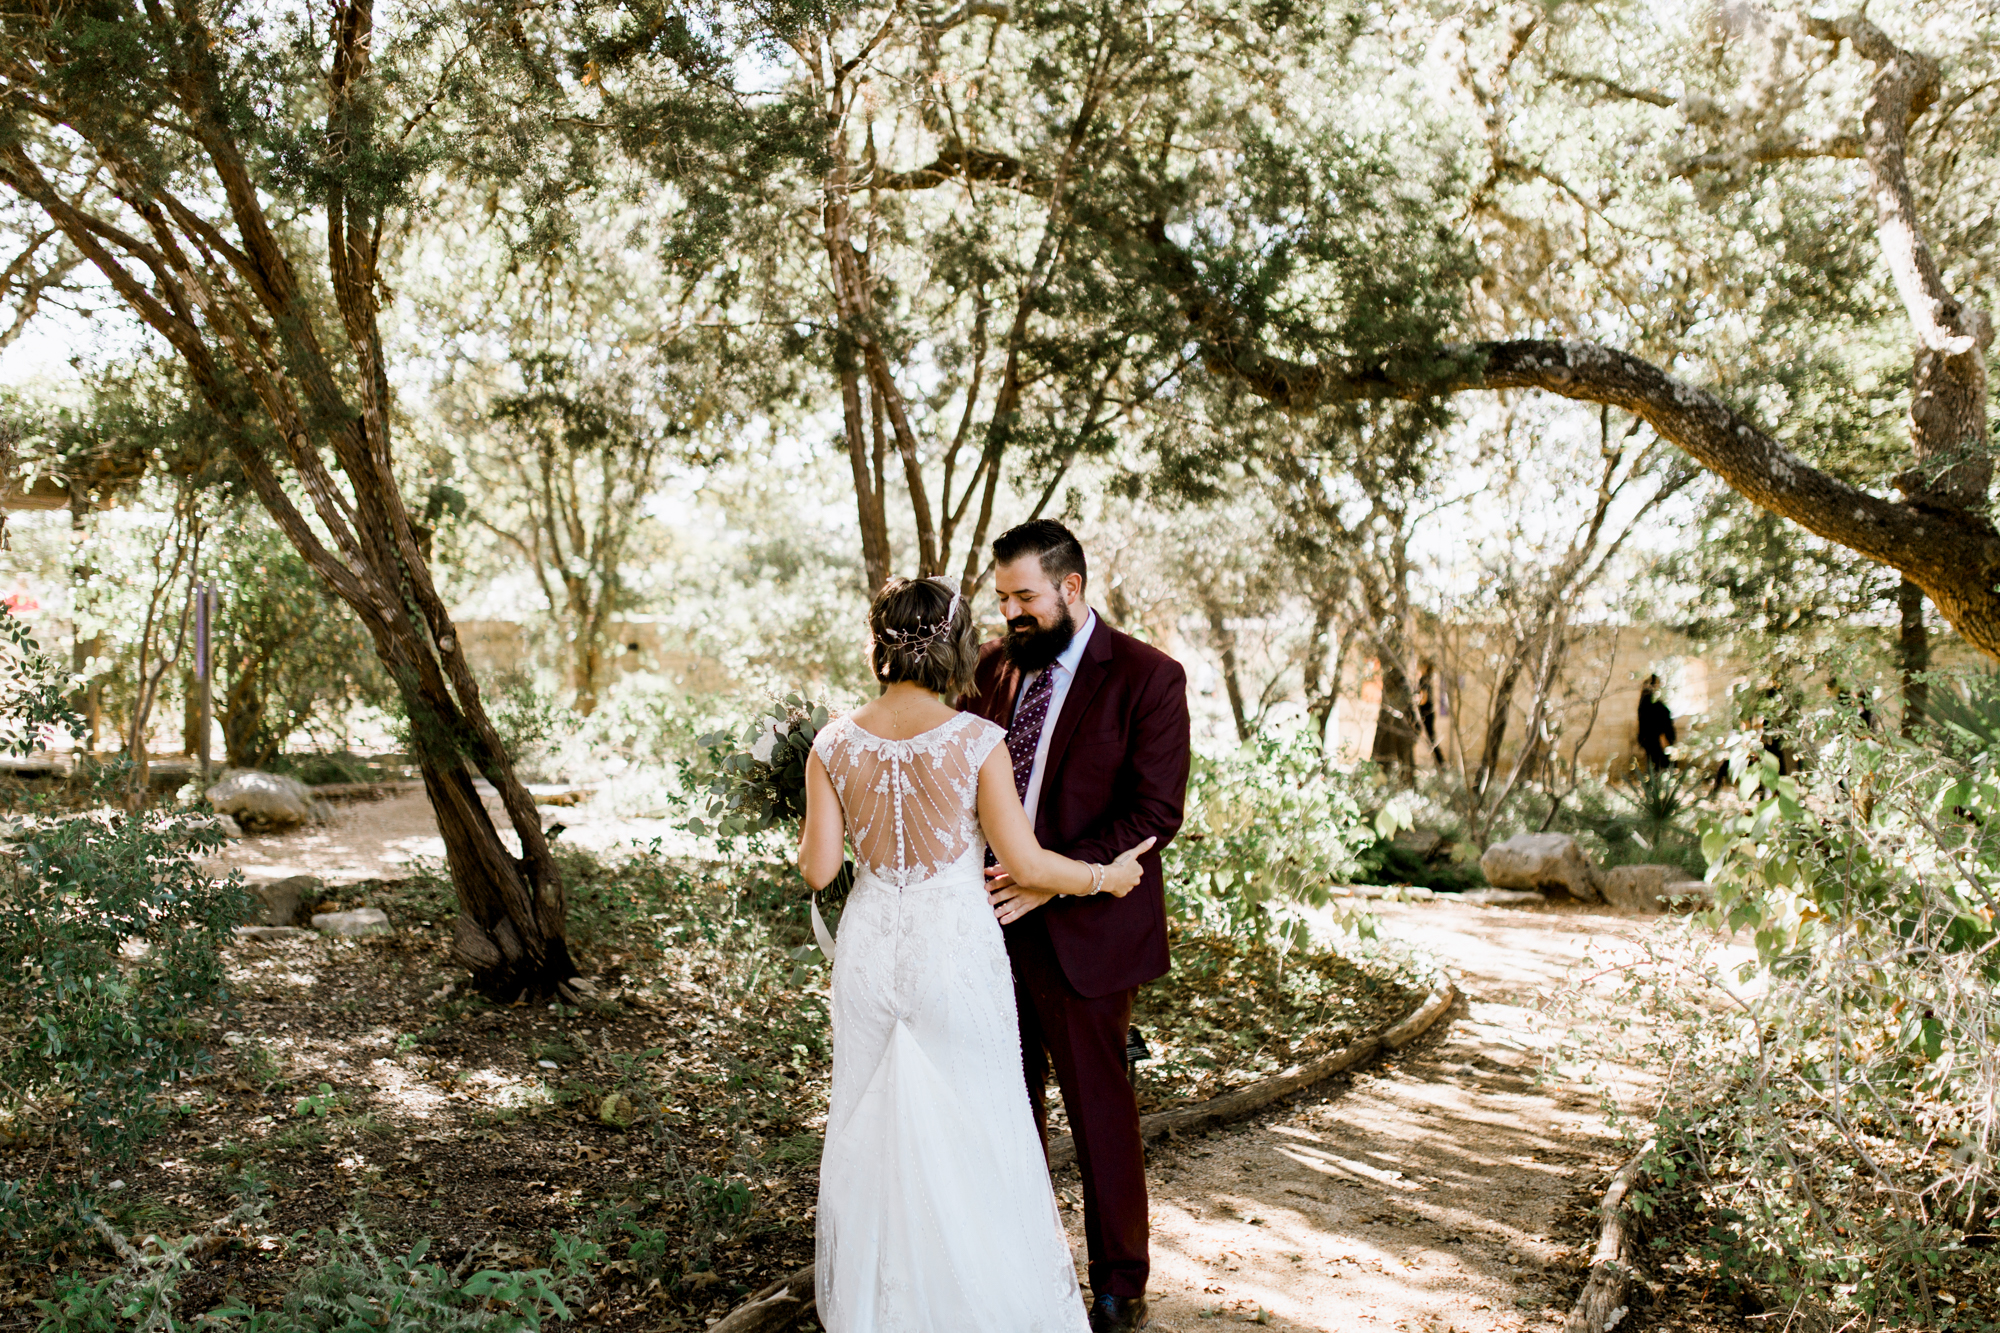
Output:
top-left (1003, 601), bottom-right (1076, 673)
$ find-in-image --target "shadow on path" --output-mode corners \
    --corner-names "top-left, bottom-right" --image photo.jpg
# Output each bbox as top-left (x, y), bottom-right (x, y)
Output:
top-left (1060, 899), bottom-right (1677, 1333)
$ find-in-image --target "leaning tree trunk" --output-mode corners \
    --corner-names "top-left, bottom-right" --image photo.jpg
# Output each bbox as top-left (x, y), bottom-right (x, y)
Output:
top-left (0, 0), bottom-right (574, 999)
top-left (353, 568), bottom-right (576, 1000)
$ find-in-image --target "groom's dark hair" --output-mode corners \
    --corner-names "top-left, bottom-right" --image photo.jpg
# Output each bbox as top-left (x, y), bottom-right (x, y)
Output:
top-left (992, 519), bottom-right (1087, 593)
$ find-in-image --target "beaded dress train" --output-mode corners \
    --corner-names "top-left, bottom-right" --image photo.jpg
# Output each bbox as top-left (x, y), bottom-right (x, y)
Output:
top-left (811, 712), bottom-right (1088, 1333)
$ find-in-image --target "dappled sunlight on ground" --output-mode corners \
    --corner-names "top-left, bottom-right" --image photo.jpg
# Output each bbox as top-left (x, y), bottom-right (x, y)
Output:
top-left (1056, 899), bottom-right (1696, 1332)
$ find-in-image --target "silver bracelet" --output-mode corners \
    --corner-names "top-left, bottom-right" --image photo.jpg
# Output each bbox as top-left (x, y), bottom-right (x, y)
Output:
top-left (1089, 863), bottom-right (1105, 895)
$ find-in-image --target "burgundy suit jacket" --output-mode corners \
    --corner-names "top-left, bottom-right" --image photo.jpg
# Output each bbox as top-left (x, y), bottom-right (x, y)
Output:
top-left (957, 620), bottom-right (1191, 998)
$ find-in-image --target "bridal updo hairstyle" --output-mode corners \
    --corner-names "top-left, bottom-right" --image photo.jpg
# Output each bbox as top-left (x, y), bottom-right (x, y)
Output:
top-left (869, 576), bottom-right (980, 699)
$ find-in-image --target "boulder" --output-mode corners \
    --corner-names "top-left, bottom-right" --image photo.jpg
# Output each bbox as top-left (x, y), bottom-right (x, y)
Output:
top-left (1600, 866), bottom-right (1716, 913)
top-left (1661, 880), bottom-right (1715, 910)
top-left (1600, 864), bottom-right (1673, 913)
top-left (1479, 833), bottom-right (1602, 901)
top-left (311, 907), bottom-right (391, 937)
top-left (232, 925), bottom-right (315, 941)
top-left (246, 874), bottom-right (320, 927)
top-left (206, 769), bottom-right (319, 831)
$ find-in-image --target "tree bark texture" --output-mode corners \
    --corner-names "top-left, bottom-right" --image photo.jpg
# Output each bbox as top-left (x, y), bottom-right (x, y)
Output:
top-left (0, 0), bottom-right (572, 997)
top-left (1370, 652), bottom-right (1417, 778)
top-left (1899, 578), bottom-right (1930, 737)
top-left (1205, 598), bottom-right (1251, 743)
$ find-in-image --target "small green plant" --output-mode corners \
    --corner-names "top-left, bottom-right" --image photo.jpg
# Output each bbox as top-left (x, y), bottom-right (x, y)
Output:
top-left (291, 1084), bottom-right (341, 1119)
top-left (691, 1175), bottom-right (754, 1221)
top-left (1163, 732), bottom-right (1394, 947)
top-left (35, 1212), bottom-right (601, 1333)
top-left (233, 1036), bottom-right (285, 1091)
top-left (266, 1122), bottom-right (329, 1153)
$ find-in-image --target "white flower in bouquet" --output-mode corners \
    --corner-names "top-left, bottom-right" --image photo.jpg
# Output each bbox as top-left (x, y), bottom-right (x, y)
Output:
top-left (749, 720), bottom-right (783, 764)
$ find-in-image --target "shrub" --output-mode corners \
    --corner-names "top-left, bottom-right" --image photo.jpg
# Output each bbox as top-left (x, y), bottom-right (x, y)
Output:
top-left (1, 807), bottom-right (243, 1165)
top-left (1163, 732), bottom-right (1399, 947)
top-left (1623, 692), bottom-right (2000, 1328)
top-left (0, 604), bottom-right (245, 1224)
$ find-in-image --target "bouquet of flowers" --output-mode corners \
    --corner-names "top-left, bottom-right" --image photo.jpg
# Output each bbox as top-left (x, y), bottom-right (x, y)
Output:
top-left (685, 694), bottom-right (832, 839)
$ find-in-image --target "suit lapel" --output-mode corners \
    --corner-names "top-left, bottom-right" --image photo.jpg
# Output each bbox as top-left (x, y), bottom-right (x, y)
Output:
top-left (1039, 620), bottom-right (1116, 819)
top-left (991, 658), bottom-right (1023, 726)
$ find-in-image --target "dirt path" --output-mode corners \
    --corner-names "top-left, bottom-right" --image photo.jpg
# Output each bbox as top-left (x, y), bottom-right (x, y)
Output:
top-left (1088, 899), bottom-right (1714, 1333)
top-left (211, 787), bottom-right (692, 886)
top-left (216, 807), bottom-right (1705, 1332)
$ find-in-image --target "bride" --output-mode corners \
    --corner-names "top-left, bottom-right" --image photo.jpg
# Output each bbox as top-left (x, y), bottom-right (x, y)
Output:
top-left (797, 575), bottom-right (1155, 1333)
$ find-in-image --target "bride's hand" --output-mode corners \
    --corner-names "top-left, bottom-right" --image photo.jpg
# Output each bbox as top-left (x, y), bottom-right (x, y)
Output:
top-left (1099, 836), bottom-right (1157, 898)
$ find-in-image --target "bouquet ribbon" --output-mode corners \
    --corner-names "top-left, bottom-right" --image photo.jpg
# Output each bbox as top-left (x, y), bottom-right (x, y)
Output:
top-left (810, 893), bottom-right (837, 963)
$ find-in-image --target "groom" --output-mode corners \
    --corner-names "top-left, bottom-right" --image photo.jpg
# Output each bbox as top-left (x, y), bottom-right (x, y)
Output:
top-left (958, 519), bottom-right (1190, 1333)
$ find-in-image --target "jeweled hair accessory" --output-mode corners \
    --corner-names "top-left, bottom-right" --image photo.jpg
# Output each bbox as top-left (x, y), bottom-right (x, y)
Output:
top-left (878, 576), bottom-right (963, 653)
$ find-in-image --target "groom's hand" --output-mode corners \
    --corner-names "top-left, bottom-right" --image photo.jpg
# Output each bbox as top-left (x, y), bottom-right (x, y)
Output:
top-left (986, 864), bottom-right (1053, 925)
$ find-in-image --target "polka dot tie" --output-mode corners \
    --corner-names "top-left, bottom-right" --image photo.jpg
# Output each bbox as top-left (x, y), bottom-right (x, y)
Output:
top-left (1006, 667), bottom-right (1057, 803)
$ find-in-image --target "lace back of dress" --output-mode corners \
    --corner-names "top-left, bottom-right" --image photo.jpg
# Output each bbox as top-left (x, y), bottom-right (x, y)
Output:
top-left (816, 715), bottom-right (996, 886)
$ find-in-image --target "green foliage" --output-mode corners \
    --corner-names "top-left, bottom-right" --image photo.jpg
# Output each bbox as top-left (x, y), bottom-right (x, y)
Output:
top-left (484, 674), bottom-right (571, 771)
top-left (1, 603), bottom-right (244, 1196)
top-left (34, 1217), bottom-right (601, 1333)
top-left (1554, 768), bottom-right (1707, 879)
top-left (268, 752), bottom-right (382, 787)
top-left (1163, 733), bottom-right (1397, 948)
top-left (210, 514), bottom-right (389, 769)
top-left (0, 806), bottom-right (245, 1168)
top-left (1624, 697), bottom-right (2000, 1327)
top-left (0, 602), bottom-right (77, 759)
top-left (1925, 669), bottom-right (2000, 755)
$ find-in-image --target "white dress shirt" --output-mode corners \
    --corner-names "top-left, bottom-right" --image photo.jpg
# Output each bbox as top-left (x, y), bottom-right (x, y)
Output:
top-left (1013, 608), bottom-right (1096, 825)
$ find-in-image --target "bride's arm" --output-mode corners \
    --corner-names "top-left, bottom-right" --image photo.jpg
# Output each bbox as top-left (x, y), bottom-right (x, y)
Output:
top-left (976, 745), bottom-right (1151, 896)
top-left (797, 751), bottom-right (846, 891)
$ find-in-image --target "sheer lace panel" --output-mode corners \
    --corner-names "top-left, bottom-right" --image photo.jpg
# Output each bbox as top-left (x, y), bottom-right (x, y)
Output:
top-left (813, 713), bottom-right (1006, 886)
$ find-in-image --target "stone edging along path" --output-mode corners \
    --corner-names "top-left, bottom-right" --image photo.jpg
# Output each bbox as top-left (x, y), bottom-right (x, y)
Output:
top-left (708, 981), bottom-right (1460, 1333)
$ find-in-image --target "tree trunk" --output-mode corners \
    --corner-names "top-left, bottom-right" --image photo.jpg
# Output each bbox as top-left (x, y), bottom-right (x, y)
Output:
top-left (220, 668), bottom-right (268, 769)
top-left (1371, 652), bottom-right (1417, 779)
top-left (840, 364), bottom-right (892, 592)
top-left (1205, 598), bottom-right (1251, 743)
top-left (67, 492), bottom-right (103, 752)
top-left (573, 623), bottom-right (604, 717)
top-left (1302, 605), bottom-right (1343, 744)
top-left (0, 0), bottom-right (575, 1000)
top-left (1899, 578), bottom-right (1930, 737)
top-left (388, 619), bottom-right (577, 999)
top-left (1475, 669), bottom-right (1515, 795)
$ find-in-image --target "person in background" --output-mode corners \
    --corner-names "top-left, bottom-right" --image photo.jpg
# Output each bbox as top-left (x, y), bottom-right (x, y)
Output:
top-left (1638, 673), bottom-right (1676, 770)
top-left (1414, 658), bottom-right (1446, 769)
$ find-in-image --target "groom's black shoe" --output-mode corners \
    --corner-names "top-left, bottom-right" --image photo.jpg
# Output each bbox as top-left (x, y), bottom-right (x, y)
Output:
top-left (1088, 1294), bottom-right (1149, 1333)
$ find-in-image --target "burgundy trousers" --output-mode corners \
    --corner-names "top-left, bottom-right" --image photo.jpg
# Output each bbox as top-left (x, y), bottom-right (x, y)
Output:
top-left (1010, 915), bottom-right (1149, 1300)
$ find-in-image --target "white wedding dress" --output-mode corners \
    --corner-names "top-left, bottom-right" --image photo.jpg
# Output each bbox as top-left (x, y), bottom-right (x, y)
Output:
top-left (812, 712), bottom-right (1089, 1333)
